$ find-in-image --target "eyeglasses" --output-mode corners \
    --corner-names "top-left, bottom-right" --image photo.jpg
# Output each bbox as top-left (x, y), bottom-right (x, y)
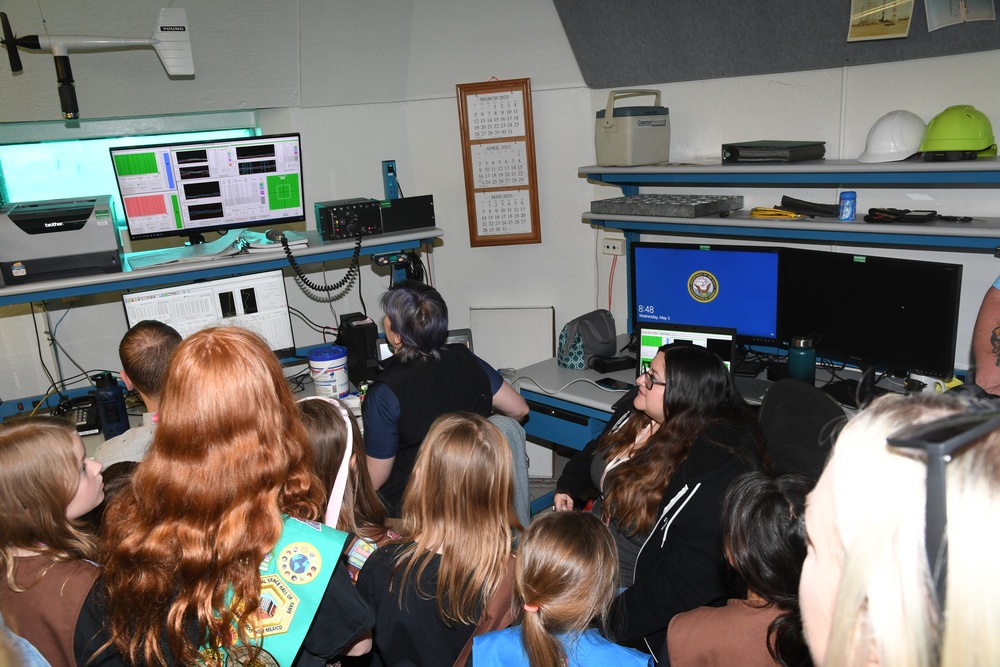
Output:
top-left (638, 370), bottom-right (666, 391)
top-left (887, 410), bottom-right (1000, 610)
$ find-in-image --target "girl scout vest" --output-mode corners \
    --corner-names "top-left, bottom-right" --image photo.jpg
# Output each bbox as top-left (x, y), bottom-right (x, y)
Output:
top-left (198, 516), bottom-right (349, 666)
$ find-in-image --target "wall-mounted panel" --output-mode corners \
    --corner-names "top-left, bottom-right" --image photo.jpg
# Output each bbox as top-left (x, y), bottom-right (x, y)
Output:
top-left (554, 0), bottom-right (1000, 88)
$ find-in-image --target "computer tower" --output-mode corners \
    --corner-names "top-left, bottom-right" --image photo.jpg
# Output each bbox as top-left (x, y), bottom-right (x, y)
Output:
top-left (337, 313), bottom-right (380, 387)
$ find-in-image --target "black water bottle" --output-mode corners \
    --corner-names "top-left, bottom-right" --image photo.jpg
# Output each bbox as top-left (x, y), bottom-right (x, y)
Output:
top-left (92, 372), bottom-right (131, 439)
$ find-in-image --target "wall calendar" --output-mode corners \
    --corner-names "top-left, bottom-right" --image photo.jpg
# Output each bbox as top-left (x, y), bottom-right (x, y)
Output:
top-left (456, 78), bottom-right (541, 247)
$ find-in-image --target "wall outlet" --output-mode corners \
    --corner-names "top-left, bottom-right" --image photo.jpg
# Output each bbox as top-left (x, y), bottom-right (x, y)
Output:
top-left (602, 235), bottom-right (625, 256)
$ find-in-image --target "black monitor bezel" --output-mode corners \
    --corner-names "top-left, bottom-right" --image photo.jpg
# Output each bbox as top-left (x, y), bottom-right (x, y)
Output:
top-left (629, 240), bottom-right (781, 347)
top-left (109, 132), bottom-right (305, 243)
top-left (776, 248), bottom-right (963, 379)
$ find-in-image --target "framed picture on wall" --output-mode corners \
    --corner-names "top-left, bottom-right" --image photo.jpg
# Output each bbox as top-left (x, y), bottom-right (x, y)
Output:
top-left (456, 78), bottom-right (541, 247)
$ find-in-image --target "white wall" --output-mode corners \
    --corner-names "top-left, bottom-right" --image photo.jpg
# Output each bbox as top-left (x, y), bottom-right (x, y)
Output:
top-left (1, 0), bottom-right (998, 404)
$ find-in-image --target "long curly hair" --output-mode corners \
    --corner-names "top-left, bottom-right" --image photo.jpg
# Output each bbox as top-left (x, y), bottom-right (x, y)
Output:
top-left (600, 344), bottom-right (763, 535)
top-left (100, 327), bottom-right (325, 666)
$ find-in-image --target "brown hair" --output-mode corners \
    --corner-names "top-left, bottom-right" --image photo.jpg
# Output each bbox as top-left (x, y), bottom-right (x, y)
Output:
top-left (516, 511), bottom-right (618, 667)
top-left (118, 320), bottom-right (181, 398)
top-left (394, 413), bottom-right (520, 625)
top-left (297, 396), bottom-right (388, 538)
top-left (0, 417), bottom-right (97, 589)
top-left (101, 327), bottom-right (325, 665)
top-left (601, 344), bottom-right (761, 535)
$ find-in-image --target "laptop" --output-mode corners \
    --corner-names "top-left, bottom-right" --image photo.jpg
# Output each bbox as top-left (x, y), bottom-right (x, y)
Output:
top-left (635, 322), bottom-right (737, 374)
top-left (377, 328), bottom-right (475, 362)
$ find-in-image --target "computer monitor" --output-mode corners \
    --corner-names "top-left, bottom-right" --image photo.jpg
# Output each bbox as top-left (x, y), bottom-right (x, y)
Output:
top-left (109, 133), bottom-right (305, 244)
top-left (121, 269), bottom-right (296, 358)
top-left (630, 242), bottom-right (780, 345)
top-left (636, 322), bottom-right (737, 372)
top-left (778, 248), bottom-right (962, 382)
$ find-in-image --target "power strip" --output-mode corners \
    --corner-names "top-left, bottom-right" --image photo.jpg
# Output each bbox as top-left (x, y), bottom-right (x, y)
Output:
top-left (372, 251), bottom-right (412, 267)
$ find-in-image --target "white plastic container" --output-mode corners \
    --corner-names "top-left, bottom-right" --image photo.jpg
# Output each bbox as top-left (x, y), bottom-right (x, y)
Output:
top-left (595, 89), bottom-right (670, 167)
top-left (308, 345), bottom-right (349, 398)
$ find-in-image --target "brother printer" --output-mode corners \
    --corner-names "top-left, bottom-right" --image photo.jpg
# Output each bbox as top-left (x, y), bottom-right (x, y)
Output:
top-left (0, 195), bottom-right (121, 286)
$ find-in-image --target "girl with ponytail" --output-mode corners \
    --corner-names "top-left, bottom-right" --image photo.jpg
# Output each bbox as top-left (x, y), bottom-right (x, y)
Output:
top-left (472, 511), bottom-right (652, 667)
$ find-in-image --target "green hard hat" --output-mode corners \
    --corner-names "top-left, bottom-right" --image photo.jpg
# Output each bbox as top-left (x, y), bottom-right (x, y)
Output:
top-left (919, 105), bottom-right (997, 159)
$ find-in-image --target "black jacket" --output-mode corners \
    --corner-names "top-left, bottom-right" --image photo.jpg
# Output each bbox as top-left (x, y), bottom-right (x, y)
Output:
top-left (556, 401), bottom-right (761, 658)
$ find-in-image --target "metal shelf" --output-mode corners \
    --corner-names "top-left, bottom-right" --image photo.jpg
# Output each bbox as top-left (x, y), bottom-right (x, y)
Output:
top-left (581, 160), bottom-right (1000, 252)
top-left (0, 228), bottom-right (443, 306)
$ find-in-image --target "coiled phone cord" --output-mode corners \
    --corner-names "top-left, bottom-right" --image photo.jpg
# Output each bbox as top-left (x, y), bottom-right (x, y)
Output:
top-left (282, 227), bottom-right (364, 293)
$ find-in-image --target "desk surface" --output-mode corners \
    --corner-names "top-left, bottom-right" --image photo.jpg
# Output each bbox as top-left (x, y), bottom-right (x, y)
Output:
top-left (515, 355), bottom-right (636, 414)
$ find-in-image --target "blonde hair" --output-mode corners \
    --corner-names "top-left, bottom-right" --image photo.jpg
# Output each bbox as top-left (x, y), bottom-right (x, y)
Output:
top-left (0, 417), bottom-right (97, 590)
top-left (515, 511), bottom-right (618, 667)
top-left (394, 412), bottom-right (520, 625)
top-left (821, 393), bottom-right (1000, 667)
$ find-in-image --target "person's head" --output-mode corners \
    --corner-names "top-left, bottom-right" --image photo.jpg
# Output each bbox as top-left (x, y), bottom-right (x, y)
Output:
top-left (396, 412), bottom-right (521, 624)
top-left (723, 471), bottom-right (812, 666)
top-left (101, 326), bottom-right (324, 665)
top-left (799, 393), bottom-right (1000, 667)
top-left (117, 320), bottom-right (182, 402)
top-left (0, 417), bottom-right (103, 577)
top-left (516, 511), bottom-right (618, 667)
top-left (379, 280), bottom-right (448, 361)
top-left (608, 343), bottom-right (760, 536)
top-left (635, 343), bottom-right (741, 424)
top-left (297, 395), bottom-right (385, 535)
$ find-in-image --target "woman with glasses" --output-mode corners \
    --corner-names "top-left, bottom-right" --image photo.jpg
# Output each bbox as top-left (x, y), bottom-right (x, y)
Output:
top-left (800, 392), bottom-right (1000, 666)
top-left (554, 343), bottom-right (766, 658)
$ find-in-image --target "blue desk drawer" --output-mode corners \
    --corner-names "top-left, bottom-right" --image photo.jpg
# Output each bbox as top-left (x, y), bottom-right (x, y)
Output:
top-left (524, 402), bottom-right (608, 451)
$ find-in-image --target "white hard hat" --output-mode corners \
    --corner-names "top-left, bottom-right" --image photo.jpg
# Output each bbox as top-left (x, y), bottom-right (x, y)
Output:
top-left (858, 110), bottom-right (927, 163)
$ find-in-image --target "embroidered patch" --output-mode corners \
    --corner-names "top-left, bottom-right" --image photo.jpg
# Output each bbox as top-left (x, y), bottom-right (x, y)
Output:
top-left (259, 552), bottom-right (272, 574)
top-left (346, 537), bottom-right (377, 572)
top-left (289, 516), bottom-right (323, 531)
top-left (196, 647), bottom-right (226, 667)
top-left (254, 575), bottom-right (299, 636)
top-left (277, 542), bottom-right (321, 584)
top-left (226, 645), bottom-right (279, 666)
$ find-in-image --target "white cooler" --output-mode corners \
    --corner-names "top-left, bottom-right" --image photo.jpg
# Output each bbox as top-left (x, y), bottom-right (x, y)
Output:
top-left (595, 89), bottom-right (670, 167)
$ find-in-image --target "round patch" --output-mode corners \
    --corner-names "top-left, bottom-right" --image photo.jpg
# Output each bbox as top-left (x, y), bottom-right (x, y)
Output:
top-left (277, 542), bottom-right (322, 584)
top-left (226, 646), bottom-right (279, 667)
top-left (687, 270), bottom-right (719, 303)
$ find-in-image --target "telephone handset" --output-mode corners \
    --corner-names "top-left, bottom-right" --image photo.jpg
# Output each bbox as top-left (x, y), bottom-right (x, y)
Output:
top-left (55, 396), bottom-right (99, 436)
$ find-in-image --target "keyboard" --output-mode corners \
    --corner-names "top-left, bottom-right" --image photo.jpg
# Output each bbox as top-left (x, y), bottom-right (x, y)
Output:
top-left (733, 358), bottom-right (768, 378)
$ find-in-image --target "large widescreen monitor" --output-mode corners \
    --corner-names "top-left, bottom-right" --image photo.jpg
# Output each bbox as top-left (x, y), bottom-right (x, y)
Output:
top-left (778, 248), bottom-right (962, 380)
top-left (630, 242), bottom-right (780, 345)
top-left (109, 133), bottom-right (305, 244)
top-left (121, 270), bottom-right (296, 358)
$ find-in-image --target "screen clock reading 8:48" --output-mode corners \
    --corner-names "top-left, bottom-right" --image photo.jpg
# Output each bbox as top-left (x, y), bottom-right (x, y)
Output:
top-left (637, 304), bottom-right (656, 316)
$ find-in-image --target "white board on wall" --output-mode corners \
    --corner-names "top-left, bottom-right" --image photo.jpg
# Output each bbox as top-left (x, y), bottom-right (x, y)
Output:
top-left (469, 306), bottom-right (554, 370)
top-left (470, 305), bottom-right (556, 478)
